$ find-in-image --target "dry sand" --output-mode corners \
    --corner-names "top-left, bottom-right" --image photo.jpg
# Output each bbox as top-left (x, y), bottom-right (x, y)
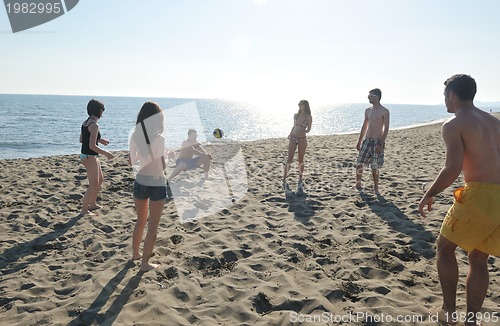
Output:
top-left (0, 121), bottom-right (499, 325)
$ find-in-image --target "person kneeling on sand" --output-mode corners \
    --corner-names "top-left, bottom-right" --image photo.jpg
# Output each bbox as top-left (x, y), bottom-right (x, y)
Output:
top-left (167, 129), bottom-right (212, 183)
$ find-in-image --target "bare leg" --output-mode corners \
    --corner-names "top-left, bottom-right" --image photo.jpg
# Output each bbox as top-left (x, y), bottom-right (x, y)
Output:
top-left (297, 138), bottom-right (307, 182)
top-left (465, 250), bottom-right (489, 326)
top-left (355, 164), bottom-right (363, 190)
top-left (132, 198), bottom-right (149, 260)
top-left (283, 140), bottom-right (297, 184)
top-left (140, 199), bottom-right (165, 272)
top-left (167, 162), bottom-right (187, 183)
top-left (90, 159), bottom-right (104, 210)
top-left (372, 168), bottom-right (380, 194)
top-left (198, 156), bottom-right (211, 180)
top-left (81, 157), bottom-right (99, 216)
top-left (437, 235), bottom-right (459, 318)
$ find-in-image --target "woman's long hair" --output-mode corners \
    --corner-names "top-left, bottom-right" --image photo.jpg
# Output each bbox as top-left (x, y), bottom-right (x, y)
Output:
top-left (132, 102), bottom-right (164, 156)
top-left (297, 100), bottom-right (311, 116)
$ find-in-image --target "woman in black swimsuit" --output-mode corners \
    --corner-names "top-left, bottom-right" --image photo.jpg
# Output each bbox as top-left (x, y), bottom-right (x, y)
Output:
top-left (283, 100), bottom-right (312, 193)
top-left (79, 99), bottom-right (114, 216)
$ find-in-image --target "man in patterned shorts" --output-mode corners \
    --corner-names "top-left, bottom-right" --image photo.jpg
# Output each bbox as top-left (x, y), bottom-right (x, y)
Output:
top-left (355, 88), bottom-right (390, 194)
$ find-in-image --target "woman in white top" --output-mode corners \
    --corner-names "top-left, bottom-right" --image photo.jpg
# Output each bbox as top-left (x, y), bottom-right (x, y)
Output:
top-left (129, 101), bottom-right (167, 272)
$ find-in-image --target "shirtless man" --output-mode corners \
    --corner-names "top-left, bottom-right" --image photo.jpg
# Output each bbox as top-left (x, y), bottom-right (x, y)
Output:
top-left (167, 129), bottom-right (212, 182)
top-left (355, 88), bottom-right (390, 194)
top-left (419, 74), bottom-right (500, 326)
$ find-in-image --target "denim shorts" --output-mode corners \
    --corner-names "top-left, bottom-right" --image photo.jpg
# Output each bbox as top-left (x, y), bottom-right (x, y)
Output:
top-left (133, 181), bottom-right (167, 201)
top-left (80, 153), bottom-right (98, 160)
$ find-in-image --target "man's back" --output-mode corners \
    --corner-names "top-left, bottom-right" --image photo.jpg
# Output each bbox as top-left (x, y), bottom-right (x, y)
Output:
top-left (454, 108), bottom-right (500, 183)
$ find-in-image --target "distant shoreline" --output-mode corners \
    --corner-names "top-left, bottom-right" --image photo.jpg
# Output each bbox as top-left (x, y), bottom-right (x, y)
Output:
top-left (3, 115), bottom-right (499, 161)
top-left (0, 120), bottom-right (454, 162)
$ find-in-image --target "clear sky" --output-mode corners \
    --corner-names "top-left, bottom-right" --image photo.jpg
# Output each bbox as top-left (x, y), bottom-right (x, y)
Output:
top-left (1, 0), bottom-right (500, 105)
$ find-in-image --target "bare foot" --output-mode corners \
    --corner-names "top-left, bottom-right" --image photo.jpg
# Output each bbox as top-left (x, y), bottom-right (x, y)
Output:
top-left (89, 205), bottom-right (103, 211)
top-left (139, 263), bottom-right (159, 272)
top-left (132, 254), bottom-right (142, 261)
top-left (80, 210), bottom-right (96, 217)
top-left (428, 306), bottom-right (456, 325)
top-left (373, 187), bottom-right (380, 195)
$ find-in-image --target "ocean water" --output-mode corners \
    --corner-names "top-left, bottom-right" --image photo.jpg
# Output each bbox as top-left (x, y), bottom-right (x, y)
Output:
top-left (0, 93), bottom-right (482, 160)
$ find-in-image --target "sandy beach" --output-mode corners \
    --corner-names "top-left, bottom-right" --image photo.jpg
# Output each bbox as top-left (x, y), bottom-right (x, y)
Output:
top-left (0, 121), bottom-right (499, 325)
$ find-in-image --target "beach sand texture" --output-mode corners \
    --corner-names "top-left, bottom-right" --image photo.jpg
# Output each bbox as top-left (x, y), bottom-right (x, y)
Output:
top-left (0, 122), bottom-right (499, 325)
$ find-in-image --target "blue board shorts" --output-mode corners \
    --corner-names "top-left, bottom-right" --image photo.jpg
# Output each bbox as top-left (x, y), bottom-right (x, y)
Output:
top-left (176, 157), bottom-right (201, 170)
top-left (133, 181), bottom-right (167, 201)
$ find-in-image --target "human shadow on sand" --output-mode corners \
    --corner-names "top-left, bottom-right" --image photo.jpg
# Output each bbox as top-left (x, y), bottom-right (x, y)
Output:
top-left (285, 190), bottom-right (324, 224)
top-left (359, 192), bottom-right (436, 259)
top-left (68, 260), bottom-right (142, 326)
top-left (0, 214), bottom-right (83, 275)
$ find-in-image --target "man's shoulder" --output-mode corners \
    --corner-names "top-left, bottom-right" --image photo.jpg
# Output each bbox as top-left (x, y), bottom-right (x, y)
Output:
top-left (442, 116), bottom-right (463, 133)
top-left (376, 105), bottom-right (389, 114)
top-left (368, 105), bottom-right (389, 113)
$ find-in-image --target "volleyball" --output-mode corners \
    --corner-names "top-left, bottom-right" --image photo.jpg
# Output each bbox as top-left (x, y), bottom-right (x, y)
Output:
top-left (213, 128), bottom-right (224, 139)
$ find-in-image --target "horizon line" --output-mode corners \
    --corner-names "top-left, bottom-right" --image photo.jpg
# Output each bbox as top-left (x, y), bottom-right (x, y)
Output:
top-left (2, 92), bottom-right (500, 108)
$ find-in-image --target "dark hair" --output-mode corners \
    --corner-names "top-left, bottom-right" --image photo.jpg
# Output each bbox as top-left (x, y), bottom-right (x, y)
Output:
top-left (135, 101), bottom-right (164, 139)
top-left (188, 129), bottom-right (197, 136)
top-left (87, 99), bottom-right (105, 117)
top-left (135, 102), bottom-right (164, 134)
top-left (369, 88), bottom-right (382, 99)
top-left (298, 100), bottom-right (311, 115)
top-left (444, 74), bottom-right (476, 101)
top-left (132, 102), bottom-right (164, 156)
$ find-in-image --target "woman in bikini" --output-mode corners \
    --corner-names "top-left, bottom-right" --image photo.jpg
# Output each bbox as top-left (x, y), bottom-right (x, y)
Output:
top-left (283, 100), bottom-right (312, 192)
top-left (79, 99), bottom-right (114, 216)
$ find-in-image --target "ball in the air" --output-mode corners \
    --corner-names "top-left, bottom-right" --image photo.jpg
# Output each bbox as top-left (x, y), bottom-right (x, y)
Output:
top-left (213, 128), bottom-right (224, 139)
